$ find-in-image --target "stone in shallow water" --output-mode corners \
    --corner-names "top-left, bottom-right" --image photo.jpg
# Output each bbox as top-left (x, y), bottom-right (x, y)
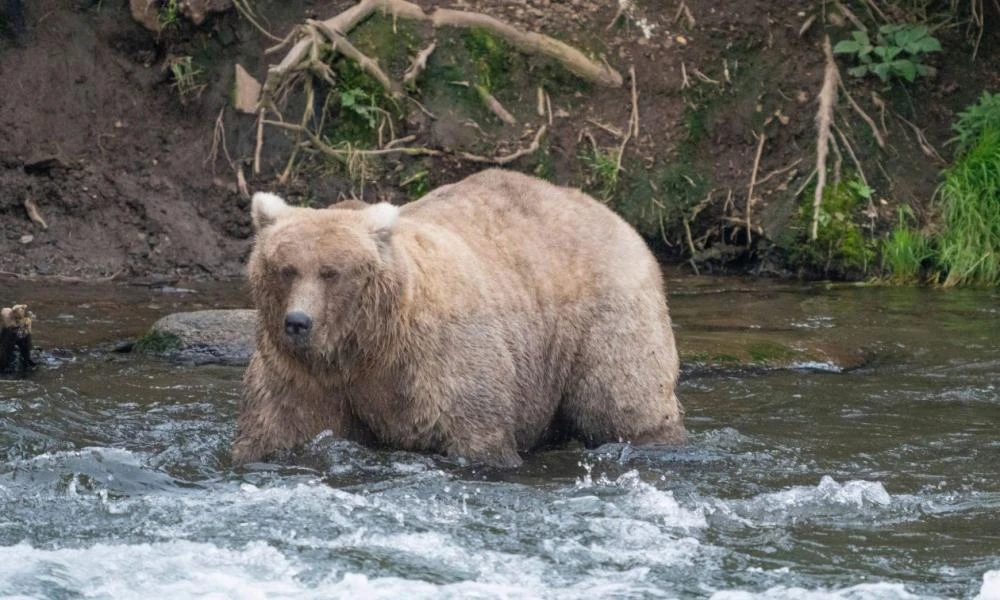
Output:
top-left (137, 309), bottom-right (256, 365)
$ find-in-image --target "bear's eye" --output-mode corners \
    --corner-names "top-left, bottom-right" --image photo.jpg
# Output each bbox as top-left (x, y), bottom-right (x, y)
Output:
top-left (319, 267), bottom-right (340, 282)
top-left (278, 265), bottom-right (298, 280)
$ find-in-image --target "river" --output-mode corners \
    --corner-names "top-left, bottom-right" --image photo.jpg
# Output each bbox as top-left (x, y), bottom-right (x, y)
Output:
top-left (1, 277), bottom-right (998, 599)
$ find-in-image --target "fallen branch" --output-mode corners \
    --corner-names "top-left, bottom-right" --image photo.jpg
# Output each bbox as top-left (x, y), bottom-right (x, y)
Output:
top-left (812, 36), bottom-right (838, 242)
top-left (458, 125), bottom-right (548, 165)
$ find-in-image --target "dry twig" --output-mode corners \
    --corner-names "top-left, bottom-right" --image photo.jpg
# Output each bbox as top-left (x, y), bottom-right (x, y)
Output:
top-left (458, 126), bottom-right (548, 165)
top-left (23, 196), bottom-right (47, 230)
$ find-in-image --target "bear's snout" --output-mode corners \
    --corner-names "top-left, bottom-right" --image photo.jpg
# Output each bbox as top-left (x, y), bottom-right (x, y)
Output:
top-left (284, 311), bottom-right (313, 338)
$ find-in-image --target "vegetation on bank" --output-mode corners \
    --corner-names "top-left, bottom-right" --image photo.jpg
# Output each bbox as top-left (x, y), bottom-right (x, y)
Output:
top-left (785, 3), bottom-right (998, 287)
top-left (151, 0), bottom-right (996, 286)
top-left (936, 93), bottom-right (1000, 286)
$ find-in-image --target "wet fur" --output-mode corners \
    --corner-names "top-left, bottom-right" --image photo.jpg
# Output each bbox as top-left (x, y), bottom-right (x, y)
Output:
top-left (233, 169), bottom-right (685, 467)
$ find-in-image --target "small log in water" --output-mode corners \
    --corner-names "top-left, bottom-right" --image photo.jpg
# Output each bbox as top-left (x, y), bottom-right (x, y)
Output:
top-left (0, 304), bottom-right (36, 373)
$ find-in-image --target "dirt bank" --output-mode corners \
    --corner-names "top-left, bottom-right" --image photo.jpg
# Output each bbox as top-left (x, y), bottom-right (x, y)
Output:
top-left (0, 0), bottom-right (997, 280)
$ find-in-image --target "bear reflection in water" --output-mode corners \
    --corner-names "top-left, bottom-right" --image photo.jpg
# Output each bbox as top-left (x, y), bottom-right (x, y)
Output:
top-left (232, 169), bottom-right (685, 468)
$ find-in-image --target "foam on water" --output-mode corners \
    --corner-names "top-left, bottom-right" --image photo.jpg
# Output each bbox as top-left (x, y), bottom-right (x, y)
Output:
top-left (709, 582), bottom-right (923, 600)
top-left (0, 540), bottom-right (302, 600)
top-left (976, 570), bottom-right (1000, 600)
top-left (709, 476), bottom-right (897, 527)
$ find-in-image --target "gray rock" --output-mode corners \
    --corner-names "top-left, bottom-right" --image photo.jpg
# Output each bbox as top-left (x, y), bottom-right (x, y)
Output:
top-left (137, 309), bottom-right (257, 365)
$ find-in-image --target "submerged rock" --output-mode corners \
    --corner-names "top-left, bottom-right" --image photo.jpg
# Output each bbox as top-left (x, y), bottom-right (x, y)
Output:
top-left (137, 310), bottom-right (256, 365)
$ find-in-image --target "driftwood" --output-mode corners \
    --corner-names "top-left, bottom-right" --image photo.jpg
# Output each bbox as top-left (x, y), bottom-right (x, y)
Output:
top-left (1, 304), bottom-right (36, 374)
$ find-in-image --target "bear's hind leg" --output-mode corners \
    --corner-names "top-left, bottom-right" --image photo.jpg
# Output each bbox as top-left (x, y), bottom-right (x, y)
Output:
top-left (561, 299), bottom-right (685, 448)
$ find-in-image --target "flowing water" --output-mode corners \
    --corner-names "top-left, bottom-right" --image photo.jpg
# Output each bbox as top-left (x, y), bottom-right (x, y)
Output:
top-left (1, 278), bottom-right (998, 599)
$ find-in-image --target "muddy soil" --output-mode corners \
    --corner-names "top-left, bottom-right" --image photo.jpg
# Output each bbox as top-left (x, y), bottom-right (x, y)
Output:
top-left (0, 0), bottom-right (997, 279)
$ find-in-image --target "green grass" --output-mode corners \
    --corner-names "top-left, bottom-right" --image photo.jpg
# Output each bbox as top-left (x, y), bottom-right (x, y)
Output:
top-left (936, 126), bottom-right (1000, 286)
top-left (167, 56), bottom-right (205, 103)
top-left (580, 146), bottom-right (620, 200)
top-left (881, 208), bottom-right (934, 284)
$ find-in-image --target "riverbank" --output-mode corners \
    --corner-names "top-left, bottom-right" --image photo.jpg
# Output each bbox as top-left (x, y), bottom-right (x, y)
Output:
top-left (2, 1), bottom-right (997, 281)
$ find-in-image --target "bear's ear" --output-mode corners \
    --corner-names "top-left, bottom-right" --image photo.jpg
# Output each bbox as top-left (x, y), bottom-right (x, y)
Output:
top-left (251, 192), bottom-right (292, 231)
top-left (364, 202), bottom-right (399, 232)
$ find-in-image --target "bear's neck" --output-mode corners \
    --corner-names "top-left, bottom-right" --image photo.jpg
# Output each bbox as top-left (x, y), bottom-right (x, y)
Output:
top-left (352, 245), bottom-right (416, 371)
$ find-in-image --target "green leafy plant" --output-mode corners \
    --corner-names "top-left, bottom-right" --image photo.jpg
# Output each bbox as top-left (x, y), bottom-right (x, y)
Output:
top-left (833, 24), bottom-right (941, 82)
top-left (950, 91), bottom-right (1000, 154)
top-left (339, 87), bottom-right (381, 129)
top-left (158, 0), bottom-right (181, 30)
top-left (882, 207), bottom-right (934, 284)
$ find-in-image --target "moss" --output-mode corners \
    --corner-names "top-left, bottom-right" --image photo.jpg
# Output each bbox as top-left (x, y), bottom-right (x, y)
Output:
top-left (326, 58), bottom-right (402, 148)
top-left (134, 330), bottom-right (182, 355)
top-left (746, 341), bottom-right (797, 363)
top-left (780, 177), bottom-right (878, 277)
top-left (683, 351), bottom-right (742, 364)
top-left (532, 143), bottom-right (556, 182)
top-left (401, 164), bottom-right (432, 200)
top-left (348, 15), bottom-right (424, 78)
top-left (463, 27), bottom-right (513, 91)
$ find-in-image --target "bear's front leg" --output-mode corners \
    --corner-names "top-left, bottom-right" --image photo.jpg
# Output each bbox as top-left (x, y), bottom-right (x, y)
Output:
top-left (441, 421), bottom-right (523, 468)
top-left (232, 352), bottom-right (360, 465)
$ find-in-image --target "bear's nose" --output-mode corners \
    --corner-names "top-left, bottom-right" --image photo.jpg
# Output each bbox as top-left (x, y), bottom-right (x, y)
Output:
top-left (284, 311), bottom-right (313, 337)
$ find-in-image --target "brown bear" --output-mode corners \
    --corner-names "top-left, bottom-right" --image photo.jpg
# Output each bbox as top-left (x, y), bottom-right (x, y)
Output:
top-left (232, 169), bottom-right (685, 467)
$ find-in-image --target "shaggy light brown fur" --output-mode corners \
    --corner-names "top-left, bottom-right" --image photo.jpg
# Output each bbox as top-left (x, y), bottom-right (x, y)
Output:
top-left (233, 169), bottom-right (685, 467)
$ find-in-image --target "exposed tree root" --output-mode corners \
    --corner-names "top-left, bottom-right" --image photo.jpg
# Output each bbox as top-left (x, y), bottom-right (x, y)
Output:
top-left (838, 79), bottom-right (885, 150)
top-left (745, 132), bottom-right (766, 247)
top-left (309, 19), bottom-right (402, 97)
top-left (250, 0), bottom-right (618, 185)
top-left (403, 42), bottom-right (436, 87)
top-left (812, 36), bottom-right (838, 242)
top-left (892, 111), bottom-right (945, 163)
top-left (266, 0), bottom-right (621, 93)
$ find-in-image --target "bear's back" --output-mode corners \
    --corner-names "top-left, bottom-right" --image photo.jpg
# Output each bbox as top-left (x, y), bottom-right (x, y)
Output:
top-left (398, 169), bottom-right (660, 298)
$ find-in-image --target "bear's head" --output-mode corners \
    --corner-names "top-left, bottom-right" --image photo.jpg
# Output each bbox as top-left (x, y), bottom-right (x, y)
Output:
top-left (248, 192), bottom-right (400, 362)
